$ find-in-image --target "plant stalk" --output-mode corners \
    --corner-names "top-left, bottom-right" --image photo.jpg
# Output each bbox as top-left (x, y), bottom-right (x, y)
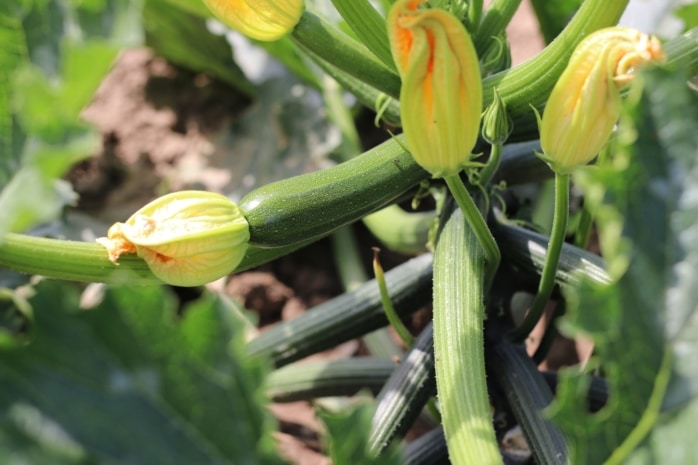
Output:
top-left (510, 173), bottom-right (570, 342)
top-left (433, 204), bottom-right (502, 465)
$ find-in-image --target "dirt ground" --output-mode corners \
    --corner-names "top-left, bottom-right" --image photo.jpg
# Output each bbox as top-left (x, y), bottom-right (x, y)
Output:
top-left (68, 3), bottom-right (571, 463)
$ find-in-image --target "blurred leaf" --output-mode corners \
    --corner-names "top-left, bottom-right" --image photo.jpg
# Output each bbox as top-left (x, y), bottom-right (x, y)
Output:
top-left (0, 281), bottom-right (284, 464)
top-left (530, 0), bottom-right (582, 44)
top-left (144, 0), bottom-right (255, 96)
top-left (0, 0), bottom-right (143, 237)
top-left (202, 78), bottom-right (340, 199)
top-left (321, 401), bottom-right (403, 465)
top-left (551, 66), bottom-right (698, 463)
top-left (674, 3), bottom-right (698, 31)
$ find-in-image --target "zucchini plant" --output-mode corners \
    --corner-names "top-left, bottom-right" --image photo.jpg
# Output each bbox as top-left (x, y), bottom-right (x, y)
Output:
top-left (1, 0), bottom-right (698, 464)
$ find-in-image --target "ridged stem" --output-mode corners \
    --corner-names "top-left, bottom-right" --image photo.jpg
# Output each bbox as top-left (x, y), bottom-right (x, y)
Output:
top-left (247, 253), bottom-right (433, 367)
top-left (369, 323), bottom-right (436, 455)
top-left (329, 0), bottom-right (394, 69)
top-left (488, 343), bottom-right (568, 464)
top-left (433, 205), bottom-right (502, 465)
top-left (291, 11), bottom-right (401, 99)
top-left (266, 357), bottom-right (395, 402)
top-left (493, 221), bottom-right (610, 287)
top-left (474, 0), bottom-right (522, 54)
top-left (467, 0), bottom-right (483, 34)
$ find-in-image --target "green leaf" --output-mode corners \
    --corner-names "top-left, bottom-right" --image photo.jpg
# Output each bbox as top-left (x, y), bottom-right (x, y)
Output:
top-left (530, 0), bottom-right (582, 44)
top-left (321, 401), bottom-right (403, 465)
top-left (550, 66), bottom-right (698, 464)
top-left (0, 0), bottom-right (143, 236)
top-left (0, 281), bottom-right (284, 464)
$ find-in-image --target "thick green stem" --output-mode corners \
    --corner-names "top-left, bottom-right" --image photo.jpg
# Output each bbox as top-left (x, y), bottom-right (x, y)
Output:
top-left (482, 0), bottom-right (629, 114)
top-left (510, 173), bottom-right (570, 342)
top-left (474, 0), bottom-right (522, 54)
top-left (433, 205), bottom-right (502, 465)
top-left (444, 174), bottom-right (500, 288)
top-left (0, 232), bottom-right (329, 285)
top-left (291, 11), bottom-right (401, 99)
top-left (0, 234), bottom-right (157, 284)
top-left (467, 0), bottom-right (483, 34)
top-left (330, 0), bottom-right (394, 69)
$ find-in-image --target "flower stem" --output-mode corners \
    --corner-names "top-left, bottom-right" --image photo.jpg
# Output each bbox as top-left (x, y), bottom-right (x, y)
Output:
top-left (478, 142), bottom-right (503, 187)
top-left (444, 174), bottom-right (500, 288)
top-left (510, 173), bottom-right (570, 342)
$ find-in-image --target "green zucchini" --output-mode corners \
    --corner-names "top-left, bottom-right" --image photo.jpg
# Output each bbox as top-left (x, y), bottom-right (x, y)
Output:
top-left (239, 135), bottom-right (429, 248)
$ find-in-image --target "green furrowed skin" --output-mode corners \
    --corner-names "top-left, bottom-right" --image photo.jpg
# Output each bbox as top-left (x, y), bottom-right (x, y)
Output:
top-left (239, 135), bottom-right (429, 248)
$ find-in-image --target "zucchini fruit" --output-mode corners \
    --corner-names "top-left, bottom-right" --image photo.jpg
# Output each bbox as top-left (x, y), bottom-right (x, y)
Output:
top-left (239, 135), bottom-right (429, 248)
top-left (247, 253), bottom-right (433, 367)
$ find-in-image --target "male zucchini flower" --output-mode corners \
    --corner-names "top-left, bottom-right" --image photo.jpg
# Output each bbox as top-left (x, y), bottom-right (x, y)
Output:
top-left (388, 0), bottom-right (482, 177)
top-left (202, 0), bottom-right (304, 41)
top-left (539, 27), bottom-right (664, 174)
top-left (97, 191), bottom-right (250, 287)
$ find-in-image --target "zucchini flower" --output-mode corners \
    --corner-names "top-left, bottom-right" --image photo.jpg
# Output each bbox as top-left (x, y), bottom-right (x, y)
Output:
top-left (539, 27), bottom-right (664, 174)
top-left (388, 0), bottom-right (482, 177)
top-left (202, 0), bottom-right (304, 41)
top-left (97, 191), bottom-right (250, 287)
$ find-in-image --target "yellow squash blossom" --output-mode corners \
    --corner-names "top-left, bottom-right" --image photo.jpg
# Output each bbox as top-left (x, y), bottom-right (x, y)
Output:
top-left (539, 27), bottom-right (664, 174)
top-left (203, 0), bottom-right (304, 41)
top-left (97, 191), bottom-right (250, 287)
top-left (388, 0), bottom-right (482, 177)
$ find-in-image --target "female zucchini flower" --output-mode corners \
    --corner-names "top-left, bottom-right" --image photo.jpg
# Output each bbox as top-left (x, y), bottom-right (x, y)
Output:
top-left (97, 191), bottom-right (250, 287)
top-left (388, 0), bottom-right (482, 177)
top-left (202, 0), bottom-right (304, 41)
top-left (539, 27), bottom-right (664, 174)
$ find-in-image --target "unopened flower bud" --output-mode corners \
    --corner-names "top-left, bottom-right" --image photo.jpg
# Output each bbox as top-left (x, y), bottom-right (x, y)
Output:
top-left (539, 27), bottom-right (664, 174)
top-left (481, 88), bottom-right (512, 145)
top-left (388, 0), bottom-right (482, 177)
top-left (97, 191), bottom-right (250, 287)
top-left (203, 0), bottom-right (304, 41)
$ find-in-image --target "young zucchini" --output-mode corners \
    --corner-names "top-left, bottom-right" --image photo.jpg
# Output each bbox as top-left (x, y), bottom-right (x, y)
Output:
top-left (239, 135), bottom-right (429, 248)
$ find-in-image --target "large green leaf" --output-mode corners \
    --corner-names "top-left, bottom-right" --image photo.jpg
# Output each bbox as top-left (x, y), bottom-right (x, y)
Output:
top-left (550, 66), bottom-right (698, 464)
top-left (0, 0), bottom-right (142, 237)
top-left (0, 281), bottom-right (284, 464)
